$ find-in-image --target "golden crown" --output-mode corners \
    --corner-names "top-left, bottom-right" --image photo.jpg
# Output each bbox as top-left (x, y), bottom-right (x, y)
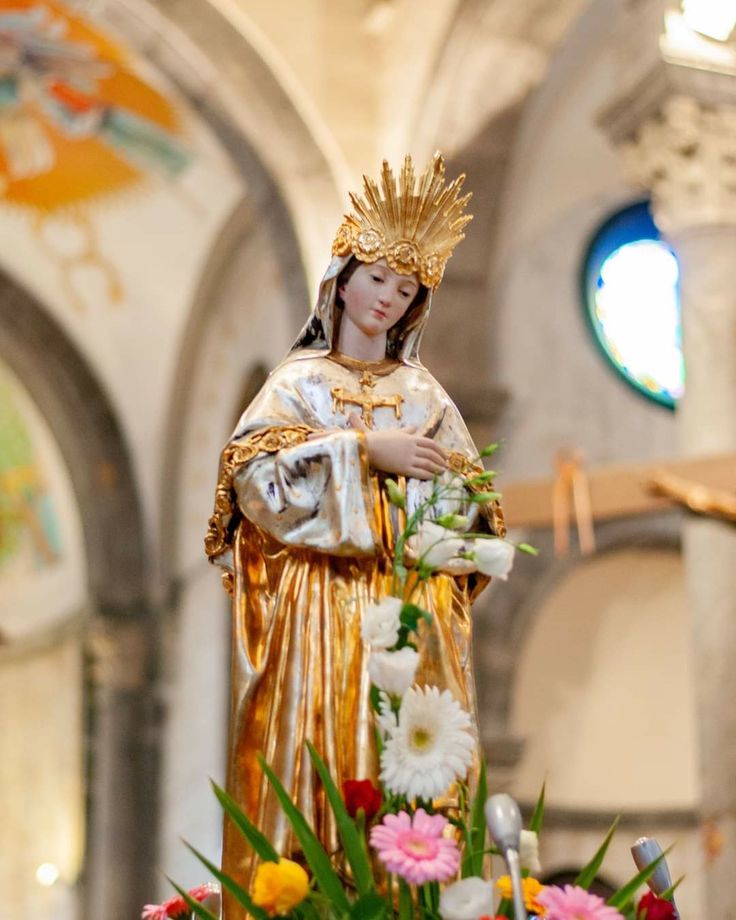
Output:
top-left (331, 152), bottom-right (473, 289)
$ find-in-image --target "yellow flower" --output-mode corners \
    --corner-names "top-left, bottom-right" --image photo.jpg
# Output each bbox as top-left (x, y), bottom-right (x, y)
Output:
top-left (496, 875), bottom-right (546, 915)
top-left (252, 858), bottom-right (310, 915)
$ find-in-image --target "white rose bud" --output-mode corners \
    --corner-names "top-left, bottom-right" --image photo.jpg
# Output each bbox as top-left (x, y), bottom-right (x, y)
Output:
top-left (473, 538), bottom-right (515, 580)
top-left (368, 647), bottom-right (419, 696)
top-left (439, 877), bottom-right (494, 920)
top-left (520, 829), bottom-right (542, 875)
top-left (361, 596), bottom-right (403, 649)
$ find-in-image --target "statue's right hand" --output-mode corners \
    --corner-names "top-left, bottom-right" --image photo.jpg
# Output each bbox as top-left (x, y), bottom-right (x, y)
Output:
top-left (359, 425), bottom-right (447, 480)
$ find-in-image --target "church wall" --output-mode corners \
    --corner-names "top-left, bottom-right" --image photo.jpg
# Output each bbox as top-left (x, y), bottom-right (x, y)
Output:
top-left (159, 211), bottom-right (301, 891)
top-left (485, 0), bottom-right (702, 909)
top-left (0, 31), bottom-right (244, 556)
top-left (492, 0), bottom-right (677, 484)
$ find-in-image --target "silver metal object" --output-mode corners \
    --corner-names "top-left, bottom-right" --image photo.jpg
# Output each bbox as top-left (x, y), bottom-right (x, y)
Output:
top-left (631, 837), bottom-right (679, 919)
top-left (485, 794), bottom-right (528, 920)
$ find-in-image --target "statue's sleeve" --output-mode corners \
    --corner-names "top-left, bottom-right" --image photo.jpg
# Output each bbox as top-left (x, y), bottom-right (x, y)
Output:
top-left (232, 428), bottom-right (379, 556)
top-left (204, 365), bottom-right (380, 570)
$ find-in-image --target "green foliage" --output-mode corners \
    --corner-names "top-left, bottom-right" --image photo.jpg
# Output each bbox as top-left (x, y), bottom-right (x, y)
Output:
top-left (211, 781), bottom-right (279, 862)
top-left (306, 742), bottom-right (375, 897)
top-left (607, 849), bottom-right (671, 911)
top-left (257, 755), bottom-right (351, 913)
top-left (165, 878), bottom-right (219, 920)
top-left (528, 782), bottom-right (546, 835)
top-left (461, 760), bottom-right (488, 879)
top-left (468, 490), bottom-right (502, 503)
top-left (350, 891), bottom-right (389, 920)
top-left (184, 843), bottom-right (270, 920)
top-left (574, 817), bottom-right (620, 889)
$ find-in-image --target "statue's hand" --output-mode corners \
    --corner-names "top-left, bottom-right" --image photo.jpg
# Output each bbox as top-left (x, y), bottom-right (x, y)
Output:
top-left (348, 413), bottom-right (446, 480)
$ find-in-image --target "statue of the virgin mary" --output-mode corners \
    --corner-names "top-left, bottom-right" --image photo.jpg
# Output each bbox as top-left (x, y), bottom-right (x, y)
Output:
top-left (205, 153), bottom-right (505, 919)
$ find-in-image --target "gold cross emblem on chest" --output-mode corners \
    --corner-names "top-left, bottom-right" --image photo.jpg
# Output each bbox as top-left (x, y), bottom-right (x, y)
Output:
top-left (331, 370), bottom-right (404, 429)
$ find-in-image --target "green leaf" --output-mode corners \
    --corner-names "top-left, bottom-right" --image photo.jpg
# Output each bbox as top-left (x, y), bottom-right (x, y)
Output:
top-left (660, 875), bottom-right (684, 901)
top-left (350, 891), bottom-right (389, 920)
top-left (398, 878), bottom-right (413, 920)
top-left (462, 759), bottom-right (488, 878)
top-left (399, 603), bottom-right (432, 633)
top-left (469, 491), bottom-right (502, 503)
top-left (434, 513), bottom-right (470, 529)
top-left (607, 849), bottom-right (672, 911)
top-left (306, 741), bottom-right (375, 897)
top-left (574, 817), bottom-right (619, 889)
top-left (183, 842), bottom-right (270, 920)
top-left (518, 543), bottom-right (539, 556)
top-left (257, 754), bottom-right (351, 913)
top-left (211, 781), bottom-right (279, 862)
top-left (165, 877), bottom-right (219, 920)
top-left (495, 897), bottom-right (514, 918)
top-left (480, 443), bottom-right (501, 457)
top-left (385, 479), bottom-right (405, 509)
top-left (467, 471), bottom-right (496, 485)
top-left (529, 781), bottom-right (546, 835)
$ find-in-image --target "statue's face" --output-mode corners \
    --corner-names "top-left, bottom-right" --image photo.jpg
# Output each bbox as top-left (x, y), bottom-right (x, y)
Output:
top-left (338, 259), bottom-right (419, 339)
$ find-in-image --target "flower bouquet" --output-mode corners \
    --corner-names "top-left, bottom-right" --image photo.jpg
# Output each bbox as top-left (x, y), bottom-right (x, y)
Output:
top-left (145, 447), bottom-right (681, 920)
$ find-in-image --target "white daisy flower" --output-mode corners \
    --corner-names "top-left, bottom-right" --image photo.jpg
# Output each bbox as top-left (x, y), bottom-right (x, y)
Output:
top-left (439, 877), bottom-right (494, 920)
top-left (368, 647), bottom-right (419, 696)
top-left (376, 690), bottom-right (398, 738)
top-left (472, 538), bottom-right (515, 580)
top-left (380, 685), bottom-right (475, 801)
top-left (362, 596), bottom-right (402, 649)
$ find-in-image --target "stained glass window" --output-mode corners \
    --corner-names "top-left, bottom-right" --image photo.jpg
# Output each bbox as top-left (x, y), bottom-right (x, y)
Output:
top-left (582, 201), bottom-right (684, 409)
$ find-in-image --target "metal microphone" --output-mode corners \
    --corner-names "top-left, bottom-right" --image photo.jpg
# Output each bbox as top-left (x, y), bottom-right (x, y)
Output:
top-left (631, 837), bottom-right (679, 919)
top-left (485, 794), bottom-right (528, 920)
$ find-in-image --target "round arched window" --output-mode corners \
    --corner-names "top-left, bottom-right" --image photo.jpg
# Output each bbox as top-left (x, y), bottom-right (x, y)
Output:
top-left (582, 201), bottom-right (684, 409)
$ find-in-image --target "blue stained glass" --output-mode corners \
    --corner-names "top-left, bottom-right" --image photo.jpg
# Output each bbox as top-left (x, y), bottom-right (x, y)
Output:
top-left (582, 201), bottom-right (684, 409)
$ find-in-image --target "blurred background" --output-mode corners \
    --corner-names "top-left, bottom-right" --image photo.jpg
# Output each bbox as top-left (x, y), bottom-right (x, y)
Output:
top-left (1, 0), bottom-right (735, 917)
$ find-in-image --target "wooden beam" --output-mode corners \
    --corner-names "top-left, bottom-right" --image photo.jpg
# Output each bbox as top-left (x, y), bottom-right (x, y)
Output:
top-left (500, 453), bottom-right (736, 529)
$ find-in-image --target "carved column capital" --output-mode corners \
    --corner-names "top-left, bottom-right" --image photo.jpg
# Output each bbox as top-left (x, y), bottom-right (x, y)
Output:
top-left (619, 95), bottom-right (736, 234)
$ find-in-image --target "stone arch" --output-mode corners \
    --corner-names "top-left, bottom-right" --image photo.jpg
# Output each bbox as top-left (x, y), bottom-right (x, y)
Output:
top-left (106, 0), bottom-right (347, 285)
top-left (0, 273), bottom-right (154, 918)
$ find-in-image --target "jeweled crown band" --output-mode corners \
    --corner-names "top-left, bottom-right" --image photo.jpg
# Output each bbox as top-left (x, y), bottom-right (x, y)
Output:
top-left (331, 152), bottom-right (473, 289)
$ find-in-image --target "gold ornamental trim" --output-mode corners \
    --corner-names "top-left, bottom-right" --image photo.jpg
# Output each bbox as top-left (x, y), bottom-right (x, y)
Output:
top-left (332, 153), bottom-right (473, 289)
top-left (448, 451), bottom-right (506, 538)
top-left (204, 425), bottom-right (313, 562)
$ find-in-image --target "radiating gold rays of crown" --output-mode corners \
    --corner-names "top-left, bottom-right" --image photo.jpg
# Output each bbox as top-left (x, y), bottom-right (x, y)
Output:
top-left (331, 152), bottom-right (473, 289)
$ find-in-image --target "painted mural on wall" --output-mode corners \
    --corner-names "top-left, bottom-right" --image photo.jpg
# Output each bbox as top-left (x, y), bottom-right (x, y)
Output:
top-left (0, 371), bottom-right (61, 574)
top-left (0, 361), bottom-right (85, 642)
top-left (0, 1), bottom-right (192, 308)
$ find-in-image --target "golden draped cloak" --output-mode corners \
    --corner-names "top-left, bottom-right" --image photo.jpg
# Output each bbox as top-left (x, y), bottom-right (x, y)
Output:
top-left (205, 344), bottom-right (505, 919)
top-left (205, 247), bottom-right (507, 917)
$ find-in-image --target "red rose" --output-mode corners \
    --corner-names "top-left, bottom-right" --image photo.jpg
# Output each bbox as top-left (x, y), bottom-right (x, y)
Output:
top-left (342, 779), bottom-right (382, 820)
top-left (637, 891), bottom-right (677, 920)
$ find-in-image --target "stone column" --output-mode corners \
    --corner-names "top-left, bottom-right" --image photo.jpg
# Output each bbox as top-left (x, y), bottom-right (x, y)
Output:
top-left (84, 615), bottom-right (161, 920)
top-left (599, 5), bottom-right (736, 915)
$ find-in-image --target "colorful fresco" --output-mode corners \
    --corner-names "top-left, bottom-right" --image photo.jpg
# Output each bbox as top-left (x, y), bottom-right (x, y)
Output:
top-left (0, 1), bottom-right (190, 212)
top-left (0, 369), bottom-right (61, 573)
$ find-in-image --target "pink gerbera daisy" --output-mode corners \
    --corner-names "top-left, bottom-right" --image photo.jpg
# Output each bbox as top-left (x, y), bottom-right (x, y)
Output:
top-left (141, 906), bottom-right (170, 920)
top-left (538, 885), bottom-right (624, 920)
top-left (369, 808), bottom-right (460, 884)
